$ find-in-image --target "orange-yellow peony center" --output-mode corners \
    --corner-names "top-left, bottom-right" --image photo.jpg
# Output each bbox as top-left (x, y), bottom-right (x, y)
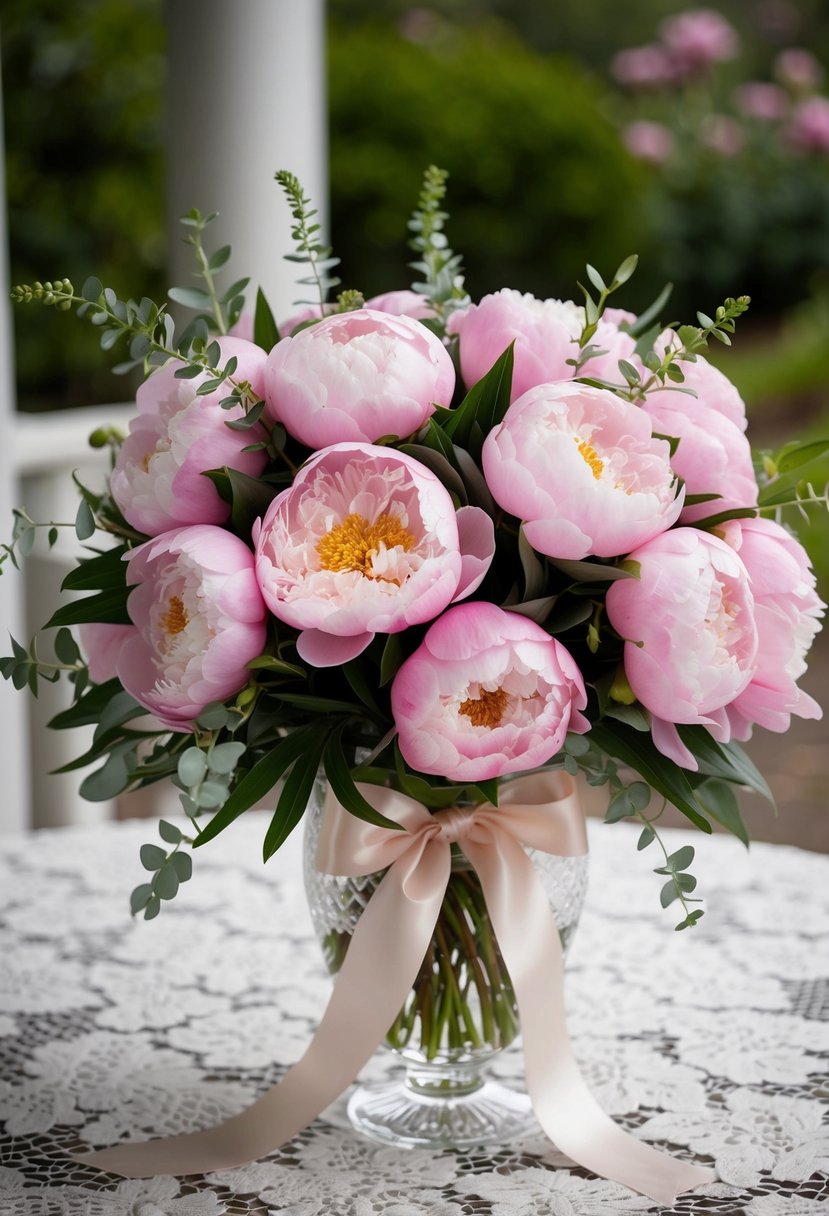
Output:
top-left (574, 436), bottom-right (604, 480)
top-left (458, 687), bottom-right (509, 729)
top-left (316, 512), bottom-right (416, 580)
top-left (162, 595), bottom-right (189, 636)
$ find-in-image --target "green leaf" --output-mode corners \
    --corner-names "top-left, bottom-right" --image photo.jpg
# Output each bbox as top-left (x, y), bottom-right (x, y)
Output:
top-left (603, 703), bottom-right (650, 731)
top-left (666, 845), bottom-right (695, 872)
top-left (196, 702), bottom-right (231, 730)
top-left (178, 747), bottom-right (208, 787)
top-left (776, 438), bottom-right (829, 473)
top-left (637, 826), bottom-right (655, 850)
top-left (81, 277), bottom-right (103, 302)
top-left (263, 747), bottom-right (326, 861)
top-left (398, 442), bottom-right (466, 503)
top-left (193, 724), bottom-right (324, 847)
top-left (695, 777), bottom-right (750, 847)
top-left (380, 634), bottom-right (405, 686)
top-left (168, 286), bottom-right (213, 310)
top-left (54, 627), bottom-right (80, 664)
top-left (62, 546), bottom-right (128, 592)
top-left (49, 678), bottom-right (122, 729)
top-left (143, 895), bottom-right (161, 921)
top-left (46, 588), bottom-right (132, 629)
top-left (209, 741), bottom-right (247, 775)
top-left (158, 819), bottom-right (182, 844)
top-left (588, 721), bottom-right (712, 832)
top-left (692, 507), bottom-right (757, 529)
top-left (586, 263), bottom-right (607, 293)
top-left (75, 499), bottom-right (96, 541)
top-left (253, 287), bottom-right (280, 350)
top-left (155, 864), bottom-right (180, 901)
top-left (604, 789), bottom-right (633, 823)
top-left (202, 467), bottom-right (275, 537)
top-left (208, 244), bottom-right (232, 272)
top-left (472, 778), bottom-right (499, 806)
top-left (79, 748), bottom-right (133, 800)
top-left (171, 852), bottom-right (193, 881)
top-left (676, 727), bottom-right (775, 806)
top-left (324, 726), bottom-right (403, 830)
top-left (549, 558), bottom-right (638, 583)
top-left (442, 343), bottom-right (514, 453)
top-left (660, 880), bottom-right (679, 908)
top-left (140, 843), bottom-right (167, 871)
top-left (130, 883), bottom-right (153, 915)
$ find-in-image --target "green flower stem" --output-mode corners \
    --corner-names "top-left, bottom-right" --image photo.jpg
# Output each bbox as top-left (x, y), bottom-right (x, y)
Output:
top-left (190, 230), bottom-right (228, 335)
top-left (440, 891), bottom-right (487, 1048)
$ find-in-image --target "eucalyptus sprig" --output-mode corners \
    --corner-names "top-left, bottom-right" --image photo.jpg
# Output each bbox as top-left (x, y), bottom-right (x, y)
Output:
top-left (275, 169), bottom-right (342, 313)
top-left (571, 254), bottom-right (639, 359)
top-left (168, 209), bottom-right (248, 336)
top-left (408, 164), bottom-right (469, 329)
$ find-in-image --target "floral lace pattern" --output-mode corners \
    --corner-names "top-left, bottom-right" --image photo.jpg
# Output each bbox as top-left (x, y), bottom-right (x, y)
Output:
top-left (1, 816), bottom-right (827, 1215)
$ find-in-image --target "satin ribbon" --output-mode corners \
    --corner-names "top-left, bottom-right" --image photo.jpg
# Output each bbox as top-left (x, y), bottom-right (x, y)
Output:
top-left (75, 772), bottom-right (715, 1203)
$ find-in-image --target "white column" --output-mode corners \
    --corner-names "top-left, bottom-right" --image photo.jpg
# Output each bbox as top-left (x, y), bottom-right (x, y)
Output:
top-left (0, 57), bottom-right (30, 834)
top-left (165, 0), bottom-right (328, 323)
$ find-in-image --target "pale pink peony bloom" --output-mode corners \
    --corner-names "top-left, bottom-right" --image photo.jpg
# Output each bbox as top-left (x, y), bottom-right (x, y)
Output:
top-left (264, 308), bottom-right (455, 449)
top-left (482, 381), bottom-right (684, 560)
top-left (787, 96), bottom-right (829, 153)
top-left (646, 333), bottom-right (748, 431)
top-left (118, 526), bottom-right (267, 732)
top-left (110, 338), bottom-right (268, 536)
top-left (659, 8), bottom-right (739, 74)
top-left (721, 517), bottom-right (824, 738)
top-left (254, 443), bottom-right (495, 668)
top-left (642, 397), bottom-right (758, 524)
top-left (78, 622), bottom-right (136, 685)
top-left (734, 82), bottom-right (789, 122)
top-left (278, 303), bottom-right (335, 338)
top-left (606, 528), bottom-right (758, 769)
top-left (448, 290), bottom-right (637, 400)
top-left (364, 289), bottom-right (436, 321)
top-left (701, 115), bottom-right (746, 156)
top-left (611, 44), bottom-right (676, 88)
top-left (622, 121), bottom-right (675, 164)
top-left (391, 602), bottom-right (589, 782)
top-left (775, 47), bottom-right (825, 92)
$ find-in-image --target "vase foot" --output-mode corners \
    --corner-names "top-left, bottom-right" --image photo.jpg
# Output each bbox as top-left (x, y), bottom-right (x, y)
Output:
top-left (347, 1076), bottom-right (536, 1151)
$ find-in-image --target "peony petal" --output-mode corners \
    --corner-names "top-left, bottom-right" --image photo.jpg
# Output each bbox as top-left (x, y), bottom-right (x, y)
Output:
top-left (296, 629), bottom-right (374, 668)
top-left (452, 506), bottom-right (496, 602)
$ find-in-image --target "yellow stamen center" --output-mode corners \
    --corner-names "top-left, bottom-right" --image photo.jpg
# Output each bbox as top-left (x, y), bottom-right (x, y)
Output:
top-left (162, 595), bottom-right (189, 636)
top-left (141, 451), bottom-right (153, 472)
top-left (458, 687), bottom-right (509, 729)
top-left (575, 436), bottom-right (604, 480)
top-left (316, 512), bottom-right (416, 581)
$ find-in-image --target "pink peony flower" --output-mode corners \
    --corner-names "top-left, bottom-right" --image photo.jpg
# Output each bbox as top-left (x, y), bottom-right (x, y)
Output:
top-left (482, 382), bottom-right (684, 559)
top-left (775, 48), bottom-right (825, 92)
top-left (646, 334), bottom-right (748, 431)
top-left (391, 602), bottom-right (589, 782)
top-left (701, 115), bottom-right (746, 156)
top-left (110, 338), bottom-right (268, 536)
top-left (721, 517), bottom-right (824, 739)
top-left (622, 121), bottom-right (675, 164)
top-left (787, 96), bottom-right (829, 153)
top-left (447, 290), bottom-right (637, 400)
top-left (611, 44), bottom-right (676, 89)
top-left (364, 289), bottom-right (436, 321)
top-left (78, 622), bottom-right (136, 686)
top-left (606, 528), bottom-right (758, 768)
top-left (734, 82), bottom-right (789, 122)
top-left (118, 526), bottom-right (267, 732)
top-left (659, 8), bottom-right (739, 74)
top-left (264, 308), bottom-right (455, 449)
top-left (254, 443), bottom-right (495, 668)
top-left (642, 397), bottom-right (758, 524)
top-left (278, 302), bottom-right (335, 338)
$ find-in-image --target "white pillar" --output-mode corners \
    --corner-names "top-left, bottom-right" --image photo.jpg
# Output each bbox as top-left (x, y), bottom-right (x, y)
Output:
top-left (0, 57), bottom-right (31, 834)
top-left (165, 0), bottom-right (328, 323)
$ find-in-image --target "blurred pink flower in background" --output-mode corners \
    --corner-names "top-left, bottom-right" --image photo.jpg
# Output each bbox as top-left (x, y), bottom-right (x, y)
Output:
top-left (364, 289), bottom-right (436, 320)
top-left (787, 96), bottom-right (829, 152)
top-left (391, 602), bottom-right (589, 782)
top-left (118, 526), bottom-right (267, 732)
top-left (622, 120), bottom-right (674, 163)
top-left (110, 337), bottom-right (268, 536)
top-left (606, 528), bottom-right (758, 768)
top-left (659, 8), bottom-right (740, 75)
top-left (611, 44), bottom-right (676, 88)
top-left (254, 443), bottom-right (494, 668)
top-left (700, 115), bottom-right (746, 156)
top-left (774, 47), bottom-right (825, 92)
top-left (734, 82), bottom-right (789, 121)
top-left (264, 308), bottom-right (455, 448)
top-left (482, 381), bottom-right (683, 559)
top-left (448, 289), bottom-right (636, 398)
top-left (722, 518), bottom-right (824, 739)
top-left (78, 623), bottom-right (136, 686)
top-left (277, 303), bottom-right (336, 338)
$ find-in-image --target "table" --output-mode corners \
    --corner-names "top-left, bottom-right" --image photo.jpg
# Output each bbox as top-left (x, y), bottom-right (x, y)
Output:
top-left (1, 814), bottom-right (827, 1215)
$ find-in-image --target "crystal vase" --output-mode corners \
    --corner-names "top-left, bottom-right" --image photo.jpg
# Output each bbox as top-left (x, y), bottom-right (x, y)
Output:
top-left (303, 773), bottom-right (589, 1150)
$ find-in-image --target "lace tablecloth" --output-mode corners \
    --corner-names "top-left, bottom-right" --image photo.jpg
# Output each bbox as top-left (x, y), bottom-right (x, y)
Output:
top-left (1, 813), bottom-right (827, 1216)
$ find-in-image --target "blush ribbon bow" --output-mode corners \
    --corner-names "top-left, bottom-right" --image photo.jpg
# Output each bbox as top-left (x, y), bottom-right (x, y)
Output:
top-left (77, 771), bottom-right (715, 1203)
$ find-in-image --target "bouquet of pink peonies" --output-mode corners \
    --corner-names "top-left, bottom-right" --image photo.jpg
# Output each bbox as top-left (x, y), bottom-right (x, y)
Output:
top-left (3, 164), bottom-right (824, 936)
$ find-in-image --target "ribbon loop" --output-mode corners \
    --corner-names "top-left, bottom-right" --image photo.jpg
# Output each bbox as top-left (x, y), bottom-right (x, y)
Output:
top-left (74, 772), bottom-right (716, 1204)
